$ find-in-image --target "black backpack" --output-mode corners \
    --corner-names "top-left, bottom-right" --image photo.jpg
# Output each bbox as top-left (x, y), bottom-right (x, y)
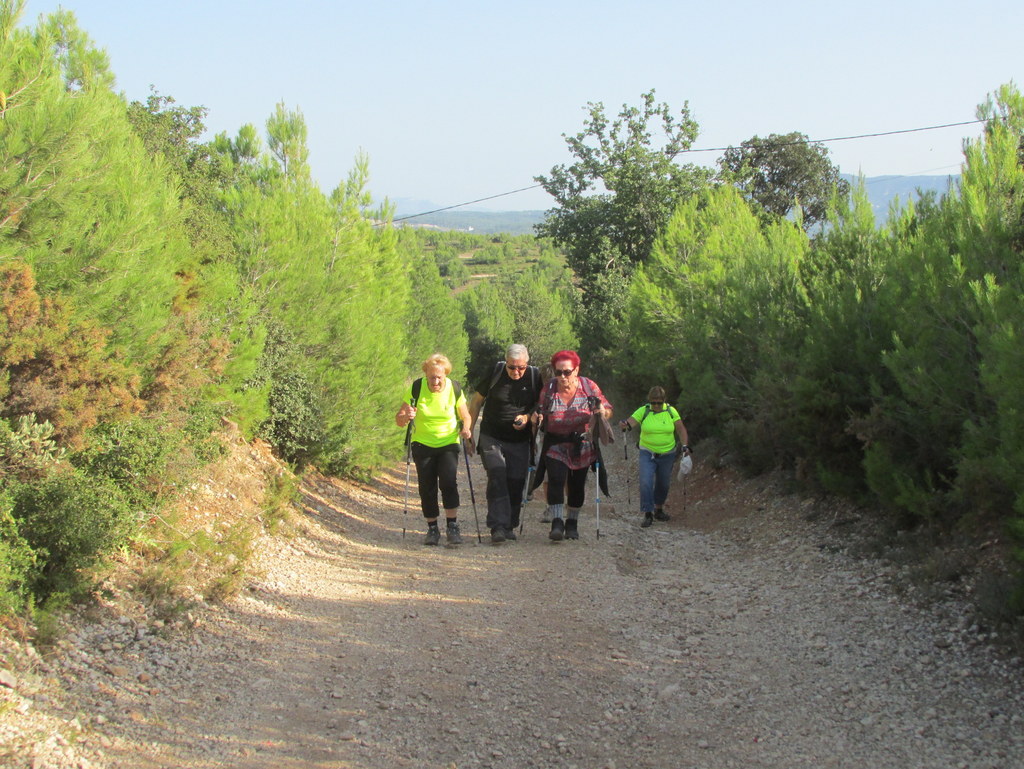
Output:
top-left (636, 403), bottom-right (681, 450)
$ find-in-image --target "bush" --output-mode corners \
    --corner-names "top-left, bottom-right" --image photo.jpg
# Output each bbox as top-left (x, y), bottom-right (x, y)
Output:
top-left (0, 414), bottom-right (67, 482)
top-left (0, 491), bottom-right (37, 616)
top-left (72, 418), bottom-right (177, 510)
top-left (13, 468), bottom-right (134, 597)
top-left (259, 369), bottom-right (324, 468)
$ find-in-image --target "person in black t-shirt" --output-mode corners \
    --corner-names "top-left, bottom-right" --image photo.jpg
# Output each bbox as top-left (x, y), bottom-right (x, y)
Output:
top-left (467, 344), bottom-right (542, 544)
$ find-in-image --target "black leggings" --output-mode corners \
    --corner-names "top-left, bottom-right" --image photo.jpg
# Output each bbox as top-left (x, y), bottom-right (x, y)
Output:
top-left (544, 457), bottom-right (589, 509)
top-left (411, 442), bottom-right (461, 519)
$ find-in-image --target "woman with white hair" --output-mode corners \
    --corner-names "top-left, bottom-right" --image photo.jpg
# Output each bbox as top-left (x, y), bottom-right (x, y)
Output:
top-left (395, 354), bottom-right (473, 545)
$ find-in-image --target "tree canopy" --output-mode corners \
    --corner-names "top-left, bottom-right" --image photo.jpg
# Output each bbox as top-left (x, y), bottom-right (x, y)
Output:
top-left (719, 131), bottom-right (849, 229)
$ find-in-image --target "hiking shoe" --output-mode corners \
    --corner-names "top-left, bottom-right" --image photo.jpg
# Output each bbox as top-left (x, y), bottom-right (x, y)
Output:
top-left (490, 527), bottom-right (506, 545)
top-left (549, 518), bottom-right (564, 541)
top-left (641, 513), bottom-right (654, 528)
top-left (424, 527), bottom-right (441, 546)
top-left (654, 508), bottom-right (670, 522)
top-left (446, 522), bottom-right (463, 545)
top-left (541, 507), bottom-right (552, 523)
top-left (505, 528), bottom-right (518, 541)
top-left (564, 519), bottom-right (579, 540)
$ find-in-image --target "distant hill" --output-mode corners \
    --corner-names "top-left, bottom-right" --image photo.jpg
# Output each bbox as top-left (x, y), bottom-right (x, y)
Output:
top-left (846, 174), bottom-right (959, 218)
top-left (395, 208), bottom-right (546, 236)
top-left (391, 175), bottom-right (960, 234)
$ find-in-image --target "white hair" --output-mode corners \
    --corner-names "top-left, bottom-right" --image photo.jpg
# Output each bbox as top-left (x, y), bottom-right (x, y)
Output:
top-left (506, 343), bottom-right (529, 361)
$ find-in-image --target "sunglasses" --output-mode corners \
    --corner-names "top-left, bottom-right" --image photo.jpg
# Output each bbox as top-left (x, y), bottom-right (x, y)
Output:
top-left (506, 364), bottom-right (527, 371)
top-left (555, 368), bottom-right (575, 377)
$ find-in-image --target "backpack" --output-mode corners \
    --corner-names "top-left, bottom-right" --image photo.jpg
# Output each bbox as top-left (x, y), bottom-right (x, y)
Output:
top-left (636, 403), bottom-right (681, 450)
top-left (404, 377), bottom-right (463, 448)
top-left (411, 376), bottom-right (462, 405)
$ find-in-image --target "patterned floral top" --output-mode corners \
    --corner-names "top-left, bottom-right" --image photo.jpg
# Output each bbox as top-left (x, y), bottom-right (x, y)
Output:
top-left (539, 377), bottom-right (612, 470)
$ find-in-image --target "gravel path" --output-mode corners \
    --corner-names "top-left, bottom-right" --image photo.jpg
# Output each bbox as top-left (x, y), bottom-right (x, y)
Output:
top-left (3, 446), bottom-right (1023, 768)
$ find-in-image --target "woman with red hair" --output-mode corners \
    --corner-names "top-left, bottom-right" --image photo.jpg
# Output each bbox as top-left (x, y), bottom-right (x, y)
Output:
top-left (535, 350), bottom-right (612, 540)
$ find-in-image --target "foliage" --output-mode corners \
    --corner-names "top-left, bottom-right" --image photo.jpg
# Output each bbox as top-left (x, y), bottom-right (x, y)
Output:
top-left (719, 131), bottom-right (849, 229)
top-left (0, 263), bottom-right (144, 447)
top-left (0, 413), bottom-right (65, 482)
top-left (0, 489), bottom-right (35, 615)
top-left (12, 465), bottom-right (133, 597)
top-left (621, 185), bottom-right (807, 459)
top-left (71, 418), bottom-right (179, 511)
top-left (536, 89), bottom-right (711, 369)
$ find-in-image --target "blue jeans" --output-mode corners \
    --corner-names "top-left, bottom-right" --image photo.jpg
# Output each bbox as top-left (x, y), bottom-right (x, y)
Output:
top-left (638, 448), bottom-right (675, 513)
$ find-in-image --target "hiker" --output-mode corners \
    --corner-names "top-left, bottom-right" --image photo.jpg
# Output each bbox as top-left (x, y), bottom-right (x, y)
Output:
top-left (534, 350), bottom-right (612, 541)
top-left (395, 353), bottom-right (473, 546)
top-left (619, 386), bottom-right (691, 528)
top-left (467, 344), bottom-right (542, 544)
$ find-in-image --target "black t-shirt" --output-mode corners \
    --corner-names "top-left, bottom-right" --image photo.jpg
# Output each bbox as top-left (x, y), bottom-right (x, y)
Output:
top-left (475, 365), bottom-right (541, 443)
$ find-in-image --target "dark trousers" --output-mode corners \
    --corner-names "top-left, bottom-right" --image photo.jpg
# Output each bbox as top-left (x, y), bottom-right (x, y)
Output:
top-left (411, 442), bottom-right (460, 519)
top-left (478, 433), bottom-right (530, 530)
top-left (544, 457), bottom-right (588, 509)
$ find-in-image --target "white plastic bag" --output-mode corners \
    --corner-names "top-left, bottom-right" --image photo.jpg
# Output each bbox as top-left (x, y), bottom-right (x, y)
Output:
top-left (677, 454), bottom-right (693, 480)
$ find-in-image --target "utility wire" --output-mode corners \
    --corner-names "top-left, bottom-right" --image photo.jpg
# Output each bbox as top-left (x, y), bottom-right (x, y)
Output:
top-left (385, 118), bottom-right (986, 224)
top-left (676, 119), bottom-right (985, 155)
top-left (389, 185), bottom-right (542, 224)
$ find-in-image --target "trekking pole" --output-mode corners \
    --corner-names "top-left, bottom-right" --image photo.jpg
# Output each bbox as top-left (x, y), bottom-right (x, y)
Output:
top-left (402, 413), bottom-right (414, 539)
top-left (624, 438), bottom-right (631, 511)
top-left (402, 443), bottom-right (412, 538)
top-left (462, 438), bottom-right (482, 543)
top-left (594, 460), bottom-right (601, 540)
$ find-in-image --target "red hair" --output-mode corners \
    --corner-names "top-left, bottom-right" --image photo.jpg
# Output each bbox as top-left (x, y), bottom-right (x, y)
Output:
top-left (550, 349), bottom-right (580, 370)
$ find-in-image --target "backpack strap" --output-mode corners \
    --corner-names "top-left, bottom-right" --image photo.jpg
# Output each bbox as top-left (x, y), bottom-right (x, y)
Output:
top-left (487, 360), bottom-right (505, 393)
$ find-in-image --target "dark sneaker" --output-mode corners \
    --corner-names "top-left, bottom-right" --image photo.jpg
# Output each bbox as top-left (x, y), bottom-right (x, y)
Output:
top-left (654, 508), bottom-right (670, 521)
top-left (446, 522), bottom-right (463, 545)
top-left (549, 518), bottom-right (565, 541)
top-left (541, 507), bottom-right (552, 523)
top-left (424, 527), bottom-right (441, 546)
top-left (564, 519), bottom-right (579, 540)
top-left (490, 527), bottom-right (506, 545)
top-left (641, 513), bottom-right (654, 528)
top-left (505, 528), bottom-right (518, 541)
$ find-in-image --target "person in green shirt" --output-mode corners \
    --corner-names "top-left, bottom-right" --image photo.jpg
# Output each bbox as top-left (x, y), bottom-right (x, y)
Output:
top-left (619, 386), bottom-right (691, 529)
top-left (395, 354), bottom-right (473, 545)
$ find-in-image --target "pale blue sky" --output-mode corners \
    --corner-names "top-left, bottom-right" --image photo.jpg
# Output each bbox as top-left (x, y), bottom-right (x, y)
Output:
top-left (21, 0), bottom-right (1023, 210)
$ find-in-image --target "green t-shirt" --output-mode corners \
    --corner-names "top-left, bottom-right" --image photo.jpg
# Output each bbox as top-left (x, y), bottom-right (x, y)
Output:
top-left (407, 379), bottom-right (466, 448)
top-left (630, 404), bottom-right (680, 454)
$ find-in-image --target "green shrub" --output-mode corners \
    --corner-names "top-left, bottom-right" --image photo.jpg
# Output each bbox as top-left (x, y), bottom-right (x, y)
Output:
top-left (0, 491), bottom-right (37, 616)
top-left (72, 418), bottom-right (177, 509)
top-left (181, 400), bottom-right (230, 465)
top-left (13, 468), bottom-right (134, 597)
top-left (259, 370), bottom-right (324, 468)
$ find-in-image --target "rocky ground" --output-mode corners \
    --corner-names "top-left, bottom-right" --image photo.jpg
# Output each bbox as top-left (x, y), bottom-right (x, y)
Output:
top-left (2, 438), bottom-right (1023, 769)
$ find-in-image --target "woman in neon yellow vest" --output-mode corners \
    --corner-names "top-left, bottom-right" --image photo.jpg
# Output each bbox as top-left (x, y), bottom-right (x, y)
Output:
top-left (395, 354), bottom-right (472, 545)
top-left (619, 386), bottom-right (690, 529)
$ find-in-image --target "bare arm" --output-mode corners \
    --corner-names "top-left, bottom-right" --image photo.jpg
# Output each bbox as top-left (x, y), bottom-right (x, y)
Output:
top-left (467, 391), bottom-right (485, 431)
top-left (675, 420), bottom-right (690, 453)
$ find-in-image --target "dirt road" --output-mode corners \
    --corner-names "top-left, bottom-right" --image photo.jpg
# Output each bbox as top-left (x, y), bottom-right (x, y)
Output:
top-left (6, 446), bottom-right (1024, 768)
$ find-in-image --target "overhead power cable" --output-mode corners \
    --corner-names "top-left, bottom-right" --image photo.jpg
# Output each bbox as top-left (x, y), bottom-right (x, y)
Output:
top-left (389, 185), bottom-right (542, 224)
top-left (675, 119), bottom-right (986, 155)
top-left (386, 118), bottom-right (986, 224)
